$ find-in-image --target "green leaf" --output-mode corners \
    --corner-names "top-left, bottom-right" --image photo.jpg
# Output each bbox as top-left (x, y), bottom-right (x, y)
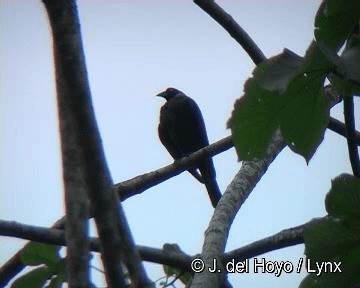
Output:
top-left (45, 273), bottom-right (67, 288)
top-left (280, 74), bottom-right (330, 162)
top-left (314, 0), bottom-right (360, 51)
top-left (229, 57), bottom-right (330, 162)
top-left (11, 267), bottom-right (52, 288)
top-left (303, 41), bottom-right (333, 73)
top-left (299, 246), bottom-right (360, 288)
top-left (228, 61), bottom-right (281, 160)
top-left (304, 217), bottom-right (360, 262)
top-left (302, 174), bottom-right (360, 288)
top-left (257, 49), bottom-right (304, 92)
top-left (325, 174), bottom-right (360, 218)
top-left (329, 73), bottom-right (360, 96)
top-left (340, 35), bottom-right (360, 83)
top-left (21, 242), bottom-right (61, 267)
top-left (162, 243), bottom-right (192, 285)
top-left (322, 36), bottom-right (360, 96)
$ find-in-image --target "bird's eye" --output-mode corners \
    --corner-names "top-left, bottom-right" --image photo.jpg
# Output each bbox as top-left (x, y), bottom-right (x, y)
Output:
top-left (166, 88), bottom-right (173, 93)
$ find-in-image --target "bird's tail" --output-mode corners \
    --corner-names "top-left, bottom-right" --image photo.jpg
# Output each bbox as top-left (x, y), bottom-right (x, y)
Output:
top-left (199, 158), bottom-right (222, 208)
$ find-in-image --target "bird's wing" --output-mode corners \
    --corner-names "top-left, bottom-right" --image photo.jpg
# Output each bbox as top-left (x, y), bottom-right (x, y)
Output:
top-left (158, 121), bottom-right (204, 183)
top-left (158, 122), bottom-right (183, 159)
top-left (168, 95), bottom-right (210, 155)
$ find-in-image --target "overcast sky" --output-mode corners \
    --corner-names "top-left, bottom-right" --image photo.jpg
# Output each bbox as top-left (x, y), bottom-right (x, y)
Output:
top-left (1, 1), bottom-right (358, 287)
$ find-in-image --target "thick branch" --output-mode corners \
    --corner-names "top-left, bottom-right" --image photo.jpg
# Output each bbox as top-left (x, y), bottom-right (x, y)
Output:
top-left (191, 130), bottom-right (286, 288)
top-left (0, 219), bottom-right (307, 273)
top-left (42, 0), bottom-right (151, 287)
top-left (47, 1), bottom-right (91, 284)
top-left (43, 1), bottom-right (125, 286)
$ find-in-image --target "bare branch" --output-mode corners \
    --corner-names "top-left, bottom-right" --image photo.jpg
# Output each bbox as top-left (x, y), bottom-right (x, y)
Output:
top-left (343, 96), bottom-right (360, 177)
top-left (194, 0), bottom-right (266, 65)
top-left (328, 117), bottom-right (360, 145)
top-left (0, 219), bottom-right (307, 273)
top-left (42, 0), bottom-right (151, 287)
top-left (223, 224), bottom-right (304, 262)
top-left (42, 1), bottom-right (91, 286)
top-left (117, 136), bottom-right (233, 200)
top-left (191, 130), bottom-right (286, 288)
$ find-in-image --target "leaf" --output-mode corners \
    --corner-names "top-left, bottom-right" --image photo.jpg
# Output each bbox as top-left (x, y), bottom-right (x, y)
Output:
top-left (228, 58), bottom-right (330, 162)
top-left (257, 49), bottom-right (304, 92)
top-left (45, 273), bottom-right (67, 288)
top-left (321, 35), bottom-right (360, 95)
top-left (329, 73), bottom-right (360, 97)
top-left (280, 74), bottom-right (330, 162)
top-left (11, 267), bottom-right (52, 288)
top-left (229, 0), bottom-right (360, 162)
top-left (299, 245), bottom-right (360, 288)
top-left (340, 35), bottom-right (360, 83)
top-left (162, 243), bottom-right (191, 285)
top-left (227, 61), bottom-right (281, 160)
top-left (299, 235), bottom-right (360, 288)
top-left (302, 41), bottom-right (333, 73)
top-left (301, 174), bottom-right (360, 288)
top-left (21, 242), bottom-right (61, 267)
top-left (325, 174), bottom-right (360, 218)
top-left (304, 217), bottom-right (360, 262)
top-left (314, 0), bottom-right (360, 51)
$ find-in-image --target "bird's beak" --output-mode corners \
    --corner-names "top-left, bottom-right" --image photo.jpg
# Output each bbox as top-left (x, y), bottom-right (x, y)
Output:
top-left (156, 91), bottom-right (167, 97)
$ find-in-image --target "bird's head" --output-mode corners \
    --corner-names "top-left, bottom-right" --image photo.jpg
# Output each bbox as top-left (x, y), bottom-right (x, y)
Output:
top-left (156, 87), bottom-right (183, 101)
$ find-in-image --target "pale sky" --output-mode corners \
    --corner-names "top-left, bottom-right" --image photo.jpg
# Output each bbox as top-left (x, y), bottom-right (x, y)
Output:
top-left (1, 1), bottom-right (358, 287)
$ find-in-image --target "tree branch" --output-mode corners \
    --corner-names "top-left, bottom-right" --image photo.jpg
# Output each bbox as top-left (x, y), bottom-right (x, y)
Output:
top-left (193, 0), bottom-right (265, 65)
top-left (343, 96), bottom-right (360, 177)
top-left (0, 219), bottom-right (308, 273)
top-left (42, 0), bottom-right (151, 287)
top-left (328, 116), bottom-right (360, 145)
top-left (223, 224), bottom-right (304, 262)
top-left (117, 136), bottom-right (233, 200)
top-left (191, 130), bottom-right (286, 288)
top-left (47, 1), bottom-right (92, 283)
top-left (1, 114), bottom-right (359, 287)
top-left (42, 1), bottom-right (91, 286)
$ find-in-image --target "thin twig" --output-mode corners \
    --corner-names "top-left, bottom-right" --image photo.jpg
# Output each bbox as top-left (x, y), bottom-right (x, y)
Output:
top-left (328, 116), bottom-right (360, 145)
top-left (343, 96), bottom-right (360, 177)
top-left (223, 225), bottom-right (304, 262)
top-left (116, 136), bottom-right (233, 200)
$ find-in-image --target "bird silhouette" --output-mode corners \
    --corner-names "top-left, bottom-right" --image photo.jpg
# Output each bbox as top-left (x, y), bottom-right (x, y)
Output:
top-left (157, 87), bottom-right (221, 207)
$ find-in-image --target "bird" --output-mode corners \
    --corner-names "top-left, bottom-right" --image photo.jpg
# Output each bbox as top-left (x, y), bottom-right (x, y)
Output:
top-left (157, 87), bottom-right (222, 207)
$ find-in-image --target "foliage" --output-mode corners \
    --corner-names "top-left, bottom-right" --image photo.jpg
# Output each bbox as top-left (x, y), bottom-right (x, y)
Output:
top-left (12, 243), bottom-right (66, 288)
top-left (300, 174), bottom-right (360, 287)
top-left (162, 244), bottom-right (192, 286)
top-left (228, 0), bottom-right (360, 162)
